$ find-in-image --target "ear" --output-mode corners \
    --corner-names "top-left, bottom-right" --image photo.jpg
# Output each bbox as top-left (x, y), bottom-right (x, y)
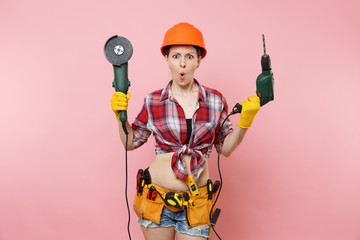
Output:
top-left (165, 55), bottom-right (170, 68)
top-left (197, 56), bottom-right (202, 68)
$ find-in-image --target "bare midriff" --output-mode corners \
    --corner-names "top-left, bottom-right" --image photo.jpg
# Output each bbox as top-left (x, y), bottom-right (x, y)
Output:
top-left (148, 152), bottom-right (209, 192)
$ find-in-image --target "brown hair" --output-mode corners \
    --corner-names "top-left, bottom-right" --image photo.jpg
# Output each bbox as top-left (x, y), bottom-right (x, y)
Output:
top-left (163, 45), bottom-right (203, 58)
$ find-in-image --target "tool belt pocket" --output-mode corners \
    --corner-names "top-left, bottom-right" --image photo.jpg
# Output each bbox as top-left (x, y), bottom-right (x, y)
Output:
top-left (187, 197), bottom-right (216, 227)
top-left (133, 189), bottom-right (164, 224)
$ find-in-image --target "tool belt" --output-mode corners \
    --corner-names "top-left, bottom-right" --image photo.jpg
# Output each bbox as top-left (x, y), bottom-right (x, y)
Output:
top-left (133, 168), bottom-right (220, 229)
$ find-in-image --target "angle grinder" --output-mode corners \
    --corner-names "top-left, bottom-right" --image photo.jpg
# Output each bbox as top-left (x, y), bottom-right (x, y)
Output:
top-left (104, 35), bottom-right (133, 124)
top-left (104, 36), bottom-right (133, 240)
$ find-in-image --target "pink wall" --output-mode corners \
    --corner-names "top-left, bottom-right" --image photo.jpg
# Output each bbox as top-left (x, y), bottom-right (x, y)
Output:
top-left (1, 0), bottom-right (359, 239)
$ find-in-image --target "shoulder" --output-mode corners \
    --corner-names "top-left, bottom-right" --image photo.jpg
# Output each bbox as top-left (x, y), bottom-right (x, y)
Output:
top-left (147, 88), bottom-right (163, 97)
top-left (144, 88), bottom-right (163, 102)
top-left (202, 85), bottom-right (224, 97)
top-left (201, 84), bottom-right (227, 103)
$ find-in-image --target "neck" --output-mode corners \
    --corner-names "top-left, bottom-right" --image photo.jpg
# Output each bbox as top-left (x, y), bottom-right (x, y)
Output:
top-left (171, 79), bottom-right (197, 97)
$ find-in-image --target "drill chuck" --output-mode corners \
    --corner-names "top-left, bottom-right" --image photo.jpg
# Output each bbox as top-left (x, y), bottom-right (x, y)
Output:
top-left (261, 54), bottom-right (271, 72)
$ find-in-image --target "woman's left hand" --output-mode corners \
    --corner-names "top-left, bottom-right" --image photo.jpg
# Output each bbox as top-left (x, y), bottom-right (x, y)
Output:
top-left (238, 95), bottom-right (260, 128)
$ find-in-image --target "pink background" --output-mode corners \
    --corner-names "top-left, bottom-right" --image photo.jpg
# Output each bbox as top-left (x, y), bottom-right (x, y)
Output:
top-left (1, 0), bottom-right (359, 239)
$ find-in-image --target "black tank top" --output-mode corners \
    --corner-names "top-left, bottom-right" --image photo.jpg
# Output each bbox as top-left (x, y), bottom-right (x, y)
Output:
top-left (184, 119), bottom-right (192, 144)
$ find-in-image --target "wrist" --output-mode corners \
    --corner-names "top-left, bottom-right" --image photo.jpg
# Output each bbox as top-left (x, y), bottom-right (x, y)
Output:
top-left (238, 118), bottom-right (252, 129)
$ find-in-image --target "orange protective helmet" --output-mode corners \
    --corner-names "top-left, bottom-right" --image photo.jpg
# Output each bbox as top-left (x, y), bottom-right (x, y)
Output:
top-left (161, 23), bottom-right (207, 58)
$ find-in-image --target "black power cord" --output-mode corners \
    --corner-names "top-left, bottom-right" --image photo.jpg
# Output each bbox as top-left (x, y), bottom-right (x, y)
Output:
top-left (122, 122), bottom-right (131, 240)
top-left (210, 104), bottom-right (241, 239)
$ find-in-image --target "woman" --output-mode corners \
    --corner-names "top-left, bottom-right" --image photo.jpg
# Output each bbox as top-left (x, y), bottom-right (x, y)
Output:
top-left (111, 23), bottom-right (260, 240)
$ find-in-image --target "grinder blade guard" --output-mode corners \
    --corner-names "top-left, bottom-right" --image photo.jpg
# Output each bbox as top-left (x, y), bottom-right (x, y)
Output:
top-left (104, 35), bottom-right (133, 66)
top-left (104, 35), bottom-right (133, 123)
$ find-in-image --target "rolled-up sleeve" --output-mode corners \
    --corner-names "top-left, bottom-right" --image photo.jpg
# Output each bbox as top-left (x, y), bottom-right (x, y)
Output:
top-left (214, 97), bottom-right (233, 153)
top-left (131, 98), bottom-right (152, 149)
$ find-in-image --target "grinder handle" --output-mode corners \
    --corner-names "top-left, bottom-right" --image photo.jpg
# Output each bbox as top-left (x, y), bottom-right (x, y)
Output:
top-left (112, 63), bottom-right (131, 122)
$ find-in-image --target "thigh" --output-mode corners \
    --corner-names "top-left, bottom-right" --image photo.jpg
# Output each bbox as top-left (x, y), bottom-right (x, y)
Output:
top-left (173, 210), bottom-right (210, 239)
top-left (175, 232), bottom-right (207, 240)
top-left (141, 226), bottom-right (175, 240)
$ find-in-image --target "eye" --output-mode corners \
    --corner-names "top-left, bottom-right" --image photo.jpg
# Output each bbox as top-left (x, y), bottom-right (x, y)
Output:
top-left (172, 54), bottom-right (179, 59)
top-left (186, 54), bottom-right (194, 59)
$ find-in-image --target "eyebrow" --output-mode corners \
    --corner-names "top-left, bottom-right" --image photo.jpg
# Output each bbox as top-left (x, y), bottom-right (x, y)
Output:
top-left (171, 51), bottom-right (196, 55)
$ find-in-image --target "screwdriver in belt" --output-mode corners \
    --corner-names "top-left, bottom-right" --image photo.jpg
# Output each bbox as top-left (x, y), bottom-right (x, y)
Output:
top-left (213, 180), bottom-right (220, 195)
top-left (183, 192), bottom-right (191, 227)
top-left (136, 169), bottom-right (145, 196)
top-left (143, 168), bottom-right (151, 186)
top-left (147, 186), bottom-right (157, 200)
top-left (207, 179), bottom-right (213, 200)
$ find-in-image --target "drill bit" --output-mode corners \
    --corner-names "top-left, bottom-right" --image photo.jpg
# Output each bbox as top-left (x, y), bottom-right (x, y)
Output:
top-left (262, 34), bottom-right (267, 56)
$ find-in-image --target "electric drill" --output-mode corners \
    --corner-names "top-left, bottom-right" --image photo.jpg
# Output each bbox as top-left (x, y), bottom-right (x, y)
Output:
top-left (256, 34), bottom-right (274, 106)
top-left (231, 34), bottom-right (274, 114)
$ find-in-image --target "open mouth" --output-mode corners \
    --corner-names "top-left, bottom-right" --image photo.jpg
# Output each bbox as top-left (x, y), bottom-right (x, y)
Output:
top-left (180, 72), bottom-right (185, 78)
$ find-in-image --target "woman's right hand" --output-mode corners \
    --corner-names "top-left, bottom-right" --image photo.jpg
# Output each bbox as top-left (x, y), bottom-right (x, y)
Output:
top-left (111, 92), bottom-right (131, 121)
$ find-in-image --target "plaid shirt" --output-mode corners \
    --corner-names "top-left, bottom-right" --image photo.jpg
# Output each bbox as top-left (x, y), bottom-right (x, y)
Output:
top-left (131, 80), bottom-right (232, 180)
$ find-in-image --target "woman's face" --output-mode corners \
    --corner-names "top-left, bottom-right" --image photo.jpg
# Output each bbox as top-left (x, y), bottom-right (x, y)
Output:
top-left (165, 45), bottom-right (202, 87)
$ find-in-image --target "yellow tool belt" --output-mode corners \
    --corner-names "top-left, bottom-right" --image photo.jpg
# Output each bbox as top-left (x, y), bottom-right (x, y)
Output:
top-left (133, 182), bottom-right (217, 228)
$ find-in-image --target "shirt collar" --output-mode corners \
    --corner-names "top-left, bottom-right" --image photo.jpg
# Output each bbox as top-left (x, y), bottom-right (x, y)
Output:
top-left (160, 79), bottom-right (207, 103)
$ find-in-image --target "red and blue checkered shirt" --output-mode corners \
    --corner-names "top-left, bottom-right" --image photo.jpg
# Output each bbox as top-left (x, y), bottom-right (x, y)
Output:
top-left (131, 80), bottom-right (233, 180)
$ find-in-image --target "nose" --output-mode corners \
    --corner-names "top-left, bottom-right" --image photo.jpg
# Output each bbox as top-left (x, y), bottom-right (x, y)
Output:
top-left (180, 57), bottom-right (186, 68)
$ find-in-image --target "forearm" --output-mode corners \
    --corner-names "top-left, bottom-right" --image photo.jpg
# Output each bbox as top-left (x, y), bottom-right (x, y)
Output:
top-left (221, 126), bottom-right (248, 157)
top-left (117, 120), bottom-right (135, 150)
top-left (220, 94), bottom-right (260, 157)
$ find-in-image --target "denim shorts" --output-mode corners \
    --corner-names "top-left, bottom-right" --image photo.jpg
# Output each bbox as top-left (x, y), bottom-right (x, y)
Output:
top-left (137, 207), bottom-right (210, 238)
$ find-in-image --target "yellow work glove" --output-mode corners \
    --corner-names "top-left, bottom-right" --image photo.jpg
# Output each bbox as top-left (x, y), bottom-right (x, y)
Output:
top-left (238, 95), bottom-right (260, 128)
top-left (110, 92), bottom-right (131, 121)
